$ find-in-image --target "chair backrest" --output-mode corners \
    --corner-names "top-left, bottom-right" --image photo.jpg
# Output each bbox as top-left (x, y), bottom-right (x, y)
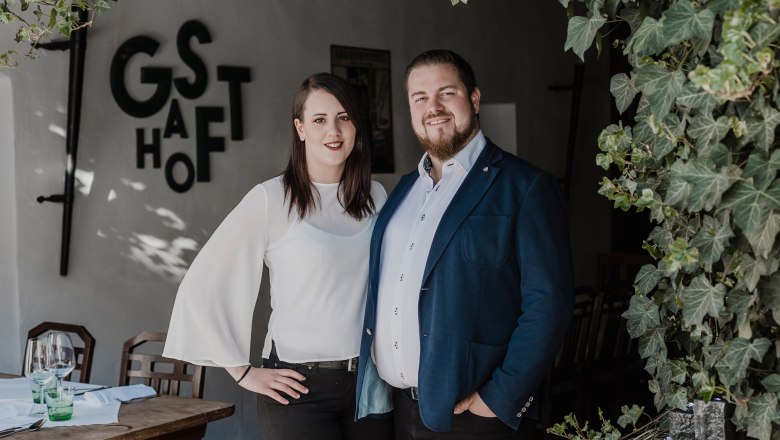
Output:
top-left (118, 331), bottom-right (205, 398)
top-left (25, 321), bottom-right (95, 383)
top-left (587, 292), bottom-right (636, 368)
top-left (552, 287), bottom-right (600, 376)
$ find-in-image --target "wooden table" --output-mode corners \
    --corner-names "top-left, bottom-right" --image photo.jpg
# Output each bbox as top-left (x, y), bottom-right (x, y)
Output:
top-left (0, 375), bottom-right (234, 439)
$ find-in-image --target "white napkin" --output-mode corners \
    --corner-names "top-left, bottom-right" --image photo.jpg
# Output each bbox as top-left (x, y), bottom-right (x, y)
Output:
top-left (42, 400), bottom-right (120, 427)
top-left (0, 399), bottom-right (37, 431)
top-left (0, 378), bottom-right (34, 400)
top-left (83, 384), bottom-right (156, 405)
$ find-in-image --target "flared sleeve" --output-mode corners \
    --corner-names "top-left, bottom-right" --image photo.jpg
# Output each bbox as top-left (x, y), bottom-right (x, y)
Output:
top-left (163, 184), bottom-right (269, 367)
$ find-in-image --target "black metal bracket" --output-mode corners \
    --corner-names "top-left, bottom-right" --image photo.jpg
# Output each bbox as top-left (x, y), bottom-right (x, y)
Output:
top-left (35, 39), bottom-right (71, 51)
top-left (36, 194), bottom-right (66, 204)
top-left (549, 63), bottom-right (585, 202)
top-left (36, 6), bottom-right (89, 276)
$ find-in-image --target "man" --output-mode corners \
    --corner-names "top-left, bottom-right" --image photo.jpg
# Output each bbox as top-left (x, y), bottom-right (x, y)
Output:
top-left (355, 49), bottom-right (574, 439)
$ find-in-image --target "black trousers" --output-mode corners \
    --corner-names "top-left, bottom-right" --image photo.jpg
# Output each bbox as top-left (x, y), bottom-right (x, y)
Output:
top-left (256, 356), bottom-right (393, 440)
top-left (392, 388), bottom-right (538, 440)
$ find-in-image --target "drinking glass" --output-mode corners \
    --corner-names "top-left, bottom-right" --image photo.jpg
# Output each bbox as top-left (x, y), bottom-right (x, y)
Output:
top-left (23, 338), bottom-right (54, 413)
top-left (47, 332), bottom-right (75, 386)
top-left (44, 386), bottom-right (74, 421)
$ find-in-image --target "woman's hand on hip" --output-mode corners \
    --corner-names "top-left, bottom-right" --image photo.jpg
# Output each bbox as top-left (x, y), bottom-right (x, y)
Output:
top-left (226, 365), bottom-right (308, 404)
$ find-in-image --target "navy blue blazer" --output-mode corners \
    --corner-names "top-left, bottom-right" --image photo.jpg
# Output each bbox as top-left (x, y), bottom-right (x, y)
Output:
top-left (355, 140), bottom-right (575, 431)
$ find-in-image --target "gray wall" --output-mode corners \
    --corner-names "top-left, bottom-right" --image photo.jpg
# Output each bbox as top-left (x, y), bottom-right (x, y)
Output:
top-left (0, 0), bottom-right (611, 438)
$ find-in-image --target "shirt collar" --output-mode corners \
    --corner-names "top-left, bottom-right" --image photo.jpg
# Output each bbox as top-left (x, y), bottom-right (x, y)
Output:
top-left (417, 130), bottom-right (486, 178)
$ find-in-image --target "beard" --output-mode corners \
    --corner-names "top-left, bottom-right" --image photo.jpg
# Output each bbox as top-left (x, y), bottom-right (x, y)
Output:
top-left (417, 111), bottom-right (479, 162)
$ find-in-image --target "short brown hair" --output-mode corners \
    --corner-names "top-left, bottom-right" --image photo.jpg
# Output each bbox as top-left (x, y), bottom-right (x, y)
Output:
top-left (404, 49), bottom-right (478, 97)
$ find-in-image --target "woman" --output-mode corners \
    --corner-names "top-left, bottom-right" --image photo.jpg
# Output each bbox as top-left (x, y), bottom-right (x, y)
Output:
top-left (163, 73), bottom-right (391, 439)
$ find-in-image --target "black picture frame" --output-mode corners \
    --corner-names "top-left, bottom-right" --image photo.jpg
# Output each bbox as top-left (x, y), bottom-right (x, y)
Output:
top-left (331, 45), bottom-right (394, 174)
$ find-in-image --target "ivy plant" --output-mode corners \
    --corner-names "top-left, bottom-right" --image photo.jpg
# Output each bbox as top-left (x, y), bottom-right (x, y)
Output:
top-left (0, 0), bottom-right (110, 68)
top-left (563, 0), bottom-right (779, 438)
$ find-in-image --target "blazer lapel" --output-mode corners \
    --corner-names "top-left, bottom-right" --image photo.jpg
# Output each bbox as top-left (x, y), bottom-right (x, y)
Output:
top-left (370, 171), bottom-right (418, 287)
top-left (421, 142), bottom-right (503, 284)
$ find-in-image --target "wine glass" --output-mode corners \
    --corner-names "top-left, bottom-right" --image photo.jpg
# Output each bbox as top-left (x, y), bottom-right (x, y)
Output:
top-left (47, 332), bottom-right (75, 386)
top-left (24, 338), bottom-right (54, 413)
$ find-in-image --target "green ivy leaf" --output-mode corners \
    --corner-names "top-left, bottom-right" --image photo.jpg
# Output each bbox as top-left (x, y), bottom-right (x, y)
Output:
top-left (610, 73), bottom-right (639, 114)
top-left (758, 272), bottom-right (780, 325)
top-left (726, 289), bottom-right (754, 315)
top-left (687, 113), bottom-right (730, 149)
top-left (682, 275), bottom-right (726, 326)
top-left (635, 64), bottom-right (686, 118)
top-left (745, 213), bottom-right (780, 259)
top-left (699, 143), bottom-right (732, 168)
top-left (634, 264), bottom-right (661, 295)
top-left (721, 180), bottom-right (780, 233)
top-left (639, 327), bottom-right (666, 359)
top-left (721, 337), bottom-right (772, 384)
top-left (742, 150), bottom-right (780, 190)
top-left (690, 216), bottom-right (734, 266)
top-left (619, 7), bottom-right (642, 34)
top-left (665, 176), bottom-right (692, 208)
top-left (760, 374), bottom-right (780, 392)
top-left (660, 0), bottom-right (715, 46)
top-left (625, 16), bottom-right (664, 57)
top-left (705, 0), bottom-right (741, 14)
top-left (739, 254), bottom-right (767, 292)
top-left (666, 386), bottom-right (689, 411)
top-left (623, 294), bottom-right (661, 338)
top-left (747, 102), bottom-right (780, 152)
top-left (747, 392), bottom-right (777, 440)
top-left (564, 14), bottom-right (607, 61)
top-left (676, 82), bottom-right (718, 113)
top-left (684, 161), bottom-right (740, 212)
top-left (750, 22), bottom-right (780, 53)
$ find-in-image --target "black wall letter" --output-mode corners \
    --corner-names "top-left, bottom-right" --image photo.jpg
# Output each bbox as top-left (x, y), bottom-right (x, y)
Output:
top-left (136, 128), bottom-right (161, 169)
top-left (110, 36), bottom-right (172, 118)
top-left (163, 99), bottom-right (188, 138)
top-left (217, 66), bottom-right (251, 141)
top-left (174, 20), bottom-right (212, 99)
top-left (165, 152), bottom-right (195, 193)
top-left (195, 106), bottom-right (225, 182)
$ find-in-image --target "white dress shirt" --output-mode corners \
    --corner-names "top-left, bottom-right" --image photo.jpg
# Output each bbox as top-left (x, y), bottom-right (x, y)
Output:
top-left (164, 176), bottom-right (387, 366)
top-left (373, 131), bottom-right (486, 388)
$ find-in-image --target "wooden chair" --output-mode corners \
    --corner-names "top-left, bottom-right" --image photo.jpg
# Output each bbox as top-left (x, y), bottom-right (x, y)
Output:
top-left (584, 292), bottom-right (644, 418)
top-left (25, 321), bottom-right (95, 383)
top-left (548, 286), bottom-right (600, 423)
top-left (119, 331), bottom-right (205, 398)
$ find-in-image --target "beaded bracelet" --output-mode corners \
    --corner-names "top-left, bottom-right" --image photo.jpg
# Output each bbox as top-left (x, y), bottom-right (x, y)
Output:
top-left (236, 365), bottom-right (252, 384)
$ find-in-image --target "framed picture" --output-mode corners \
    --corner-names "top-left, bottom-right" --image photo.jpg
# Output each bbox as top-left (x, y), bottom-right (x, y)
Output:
top-left (331, 45), bottom-right (394, 173)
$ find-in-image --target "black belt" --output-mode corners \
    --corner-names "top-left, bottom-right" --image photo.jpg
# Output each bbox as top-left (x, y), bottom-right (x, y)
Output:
top-left (264, 357), bottom-right (359, 372)
top-left (266, 341), bottom-right (358, 372)
top-left (401, 386), bottom-right (419, 400)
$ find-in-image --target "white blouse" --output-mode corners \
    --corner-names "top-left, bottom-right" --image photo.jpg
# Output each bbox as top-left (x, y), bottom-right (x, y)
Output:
top-left (163, 176), bottom-right (387, 366)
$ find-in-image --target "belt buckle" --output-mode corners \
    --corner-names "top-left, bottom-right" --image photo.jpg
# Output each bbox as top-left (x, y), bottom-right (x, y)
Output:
top-left (347, 357), bottom-right (358, 372)
top-left (410, 387), bottom-right (418, 400)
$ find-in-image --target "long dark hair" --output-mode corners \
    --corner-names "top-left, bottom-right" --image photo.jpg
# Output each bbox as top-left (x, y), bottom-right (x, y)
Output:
top-left (282, 72), bottom-right (375, 220)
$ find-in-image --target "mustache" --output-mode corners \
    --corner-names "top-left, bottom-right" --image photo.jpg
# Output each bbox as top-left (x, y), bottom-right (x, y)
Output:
top-left (422, 111), bottom-right (454, 123)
